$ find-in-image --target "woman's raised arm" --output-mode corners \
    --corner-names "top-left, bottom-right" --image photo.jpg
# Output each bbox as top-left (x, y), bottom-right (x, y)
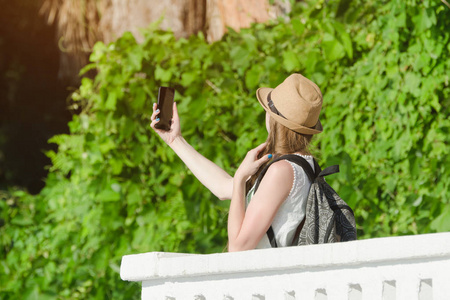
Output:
top-left (150, 102), bottom-right (233, 200)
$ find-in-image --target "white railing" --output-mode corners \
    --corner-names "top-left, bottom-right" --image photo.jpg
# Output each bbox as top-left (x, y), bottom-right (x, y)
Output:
top-left (120, 232), bottom-right (450, 300)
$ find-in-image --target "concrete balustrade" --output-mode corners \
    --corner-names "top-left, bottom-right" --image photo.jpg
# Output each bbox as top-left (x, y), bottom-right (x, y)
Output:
top-left (120, 232), bottom-right (450, 299)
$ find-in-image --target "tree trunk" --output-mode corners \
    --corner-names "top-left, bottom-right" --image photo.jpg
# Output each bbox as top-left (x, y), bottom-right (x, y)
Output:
top-left (40, 0), bottom-right (291, 83)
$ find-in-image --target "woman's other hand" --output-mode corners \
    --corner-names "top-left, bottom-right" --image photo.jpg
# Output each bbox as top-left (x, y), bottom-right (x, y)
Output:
top-left (150, 102), bottom-right (181, 145)
top-left (235, 143), bottom-right (272, 182)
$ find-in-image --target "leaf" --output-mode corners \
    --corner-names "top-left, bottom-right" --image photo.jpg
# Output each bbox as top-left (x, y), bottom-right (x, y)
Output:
top-left (126, 185), bottom-right (142, 205)
top-left (111, 183), bottom-right (121, 193)
top-left (132, 144), bottom-right (145, 164)
top-left (10, 215), bottom-right (34, 226)
top-left (110, 158), bottom-right (123, 175)
top-left (282, 50), bottom-right (300, 72)
top-left (105, 90), bottom-right (117, 110)
top-left (291, 18), bottom-right (305, 35)
top-left (128, 50), bottom-right (143, 70)
top-left (89, 42), bottom-right (107, 62)
top-left (230, 46), bottom-right (250, 74)
top-left (97, 190), bottom-right (120, 202)
top-left (245, 65), bottom-right (263, 89)
top-left (403, 72), bottom-right (421, 97)
top-left (131, 87), bottom-right (146, 110)
top-left (98, 139), bottom-right (115, 154)
top-left (322, 33), bottom-right (346, 61)
top-left (79, 63), bottom-right (97, 76)
top-left (413, 7), bottom-right (437, 33)
top-left (430, 205), bottom-right (450, 231)
top-left (333, 22), bottom-right (353, 59)
top-left (181, 72), bottom-right (196, 86)
top-left (155, 66), bottom-right (172, 82)
top-left (23, 285), bottom-right (39, 300)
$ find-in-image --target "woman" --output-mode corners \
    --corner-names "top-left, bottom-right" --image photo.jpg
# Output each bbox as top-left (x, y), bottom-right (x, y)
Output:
top-left (150, 73), bottom-right (323, 252)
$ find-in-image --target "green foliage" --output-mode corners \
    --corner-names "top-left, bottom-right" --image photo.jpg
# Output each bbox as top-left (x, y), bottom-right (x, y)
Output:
top-left (1, 0), bottom-right (449, 298)
top-left (317, 0), bottom-right (450, 237)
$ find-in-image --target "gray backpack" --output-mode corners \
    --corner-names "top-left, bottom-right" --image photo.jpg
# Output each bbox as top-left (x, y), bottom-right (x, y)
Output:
top-left (254, 154), bottom-right (357, 247)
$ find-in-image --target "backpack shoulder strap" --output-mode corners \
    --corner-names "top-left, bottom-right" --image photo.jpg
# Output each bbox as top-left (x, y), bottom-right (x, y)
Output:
top-left (283, 155), bottom-right (340, 179)
top-left (280, 154), bottom-right (319, 182)
top-left (318, 165), bottom-right (340, 177)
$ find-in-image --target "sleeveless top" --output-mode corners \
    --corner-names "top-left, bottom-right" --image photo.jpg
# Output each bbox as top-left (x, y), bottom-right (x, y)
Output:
top-left (245, 154), bottom-right (315, 249)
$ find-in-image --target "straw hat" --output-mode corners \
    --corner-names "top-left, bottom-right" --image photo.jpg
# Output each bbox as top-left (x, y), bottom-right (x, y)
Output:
top-left (256, 73), bottom-right (323, 135)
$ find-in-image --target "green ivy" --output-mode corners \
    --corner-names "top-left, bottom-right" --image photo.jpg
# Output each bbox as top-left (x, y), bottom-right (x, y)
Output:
top-left (1, 0), bottom-right (449, 298)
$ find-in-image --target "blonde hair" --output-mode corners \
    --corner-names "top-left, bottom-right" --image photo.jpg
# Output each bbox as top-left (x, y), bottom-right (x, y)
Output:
top-left (246, 117), bottom-right (313, 192)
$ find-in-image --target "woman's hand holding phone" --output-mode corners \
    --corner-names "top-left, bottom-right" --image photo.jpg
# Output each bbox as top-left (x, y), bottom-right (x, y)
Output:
top-left (150, 102), bottom-right (181, 146)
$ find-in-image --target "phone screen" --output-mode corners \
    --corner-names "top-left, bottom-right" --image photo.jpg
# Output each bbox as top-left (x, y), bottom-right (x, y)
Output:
top-left (155, 87), bottom-right (175, 131)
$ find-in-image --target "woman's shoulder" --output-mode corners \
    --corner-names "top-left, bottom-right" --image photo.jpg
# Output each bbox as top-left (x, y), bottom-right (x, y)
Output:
top-left (256, 159), bottom-right (294, 201)
top-left (264, 159), bottom-right (294, 181)
top-left (263, 153), bottom-right (314, 183)
top-left (269, 159), bottom-right (293, 169)
top-left (265, 154), bottom-right (313, 181)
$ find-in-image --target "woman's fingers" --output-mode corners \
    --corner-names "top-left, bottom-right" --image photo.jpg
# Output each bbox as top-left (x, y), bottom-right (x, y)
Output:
top-left (150, 103), bottom-right (161, 130)
top-left (255, 142), bottom-right (267, 152)
top-left (150, 119), bottom-right (160, 130)
top-left (170, 102), bottom-right (179, 129)
top-left (172, 102), bottom-right (179, 122)
top-left (253, 143), bottom-right (271, 166)
top-left (257, 153), bottom-right (272, 165)
top-left (150, 102), bottom-right (162, 131)
top-left (249, 142), bottom-right (267, 159)
top-left (151, 103), bottom-right (160, 121)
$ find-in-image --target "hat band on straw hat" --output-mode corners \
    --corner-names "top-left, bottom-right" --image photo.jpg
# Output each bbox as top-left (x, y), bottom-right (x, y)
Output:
top-left (267, 92), bottom-right (285, 118)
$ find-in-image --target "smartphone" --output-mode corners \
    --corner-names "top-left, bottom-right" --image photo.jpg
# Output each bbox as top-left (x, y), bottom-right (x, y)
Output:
top-left (155, 86), bottom-right (175, 131)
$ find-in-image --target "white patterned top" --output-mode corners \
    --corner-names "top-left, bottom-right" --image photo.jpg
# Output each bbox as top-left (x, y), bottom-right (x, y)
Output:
top-left (246, 154), bottom-right (314, 249)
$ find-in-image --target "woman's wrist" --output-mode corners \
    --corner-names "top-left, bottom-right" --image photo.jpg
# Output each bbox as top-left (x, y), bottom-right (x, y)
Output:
top-left (233, 172), bottom-right (247, 185)
top-left (168, 135), bottom-right (184, 149)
